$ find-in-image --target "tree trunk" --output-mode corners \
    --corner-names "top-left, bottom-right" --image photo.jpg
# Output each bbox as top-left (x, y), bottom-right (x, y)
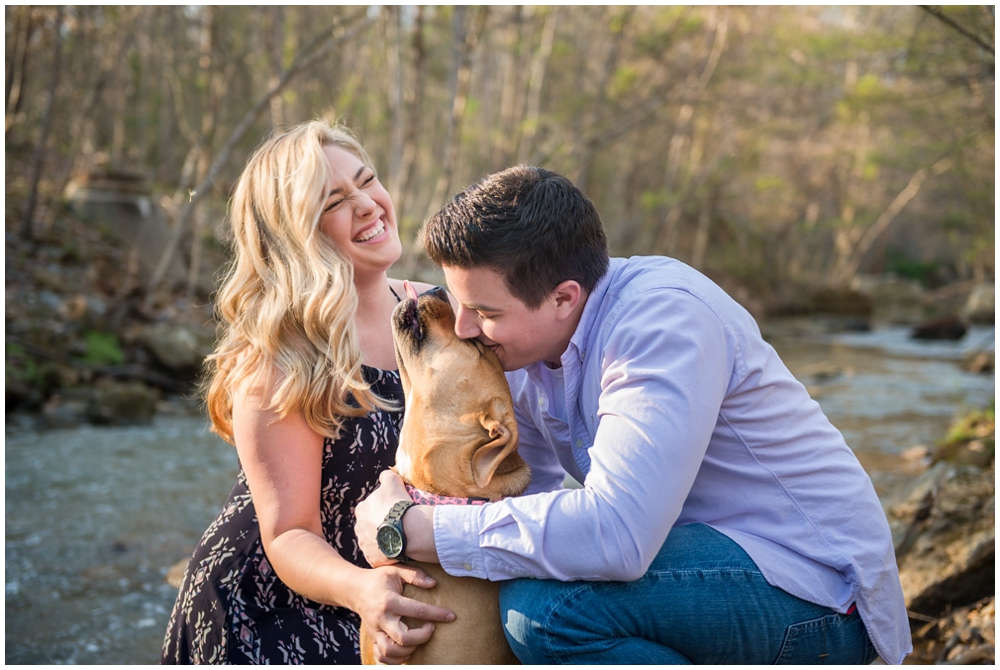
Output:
top-left (21, 6), bottom-right (63, 241)
top-left (5, 5), bottom-right (34, 132)
top-left (691, 187), bottom-right (713, 270)
top-left (187, 6), bottom-right (229, 298)
top-left (516, 8), bottom-right (557, 164)
top-left (572, 6), bottom-right (634, 193)
top-left (384, 6), bottom-right (405, 199)
top-left (269, 6), bottom-right (285, 128)
top-left (423, 6), bottom-right (489, 223)
top-left (394, 5), bottom-right (426, 221)
top-left (653, 8), bottom-right (728, 257)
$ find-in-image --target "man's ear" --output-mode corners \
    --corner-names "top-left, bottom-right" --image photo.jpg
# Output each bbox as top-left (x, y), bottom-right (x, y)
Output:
top-left (551, 280), bottom-right (582, 319)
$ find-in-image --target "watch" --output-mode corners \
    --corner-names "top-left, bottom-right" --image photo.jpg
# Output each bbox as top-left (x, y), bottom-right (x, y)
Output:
top-left (376, 500), bottom-right (417, 561)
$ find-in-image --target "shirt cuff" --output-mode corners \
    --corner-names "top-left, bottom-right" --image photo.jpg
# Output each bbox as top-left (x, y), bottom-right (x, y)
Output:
top-left (433, 504), bottom-right (486, 578)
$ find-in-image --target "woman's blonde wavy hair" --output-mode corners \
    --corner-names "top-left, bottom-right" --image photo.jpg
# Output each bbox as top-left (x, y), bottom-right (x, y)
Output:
top-left (204, 121), bottom-right (394, 444)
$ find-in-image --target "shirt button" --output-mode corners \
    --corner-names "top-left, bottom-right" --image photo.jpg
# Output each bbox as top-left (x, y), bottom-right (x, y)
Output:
top-left (463, 563), bottom-right (473, 571)
top-left (575, 439), bottom-right (583, 448)
top-left (538, 397), bottom-right (545, 407)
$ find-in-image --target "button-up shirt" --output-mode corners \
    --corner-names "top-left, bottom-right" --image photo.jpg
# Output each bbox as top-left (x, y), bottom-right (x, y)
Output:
top-left (433, 256), bottom-right (911, 664)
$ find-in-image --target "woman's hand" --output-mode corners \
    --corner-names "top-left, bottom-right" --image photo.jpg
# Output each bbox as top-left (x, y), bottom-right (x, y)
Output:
top-left (353, 564), bottom-right (455, 664)
top-left (356, 470), bottom-right (414, 567)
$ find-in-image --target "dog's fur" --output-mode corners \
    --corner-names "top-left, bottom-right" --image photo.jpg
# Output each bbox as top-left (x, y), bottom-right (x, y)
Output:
top-left (359, 286), bottom-right (530, 664)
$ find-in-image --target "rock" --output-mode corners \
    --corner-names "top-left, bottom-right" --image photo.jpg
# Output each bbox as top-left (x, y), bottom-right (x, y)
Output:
top-left (963, 283), bottom-right (995, 325)
top-left (64, 170), bottom-right (188, 291)
top-left (57, 293), bottom-right (109, 329)
top-left (962, 351), bottom-right (994, 375)
top-left (910, 314), bottom-right (968, 341)
top-left (37, 393), bottom-right (90, 429)
top-left (908, 596), bottom-right (995, 665)
top-left (889, 462), bottom-right (994, 618)
top-left (138, 322), bottom-right (216, 373)
top-left (808, 287), bottom-right (874, 317)
top-left (166, 558), bottom-right (190, 588)
top-left (85, 380), bottom-right (158, 425)
top-left (850, 274), bottom-right (926, 324)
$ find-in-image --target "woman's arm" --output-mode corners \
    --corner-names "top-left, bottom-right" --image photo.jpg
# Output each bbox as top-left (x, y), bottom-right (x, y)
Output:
top-left (232, 371), bottom-right (454, 663)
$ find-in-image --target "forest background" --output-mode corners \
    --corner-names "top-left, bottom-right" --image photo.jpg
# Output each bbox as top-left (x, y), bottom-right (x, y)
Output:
top-left (4, 6), bottom-right (996, 664)
top-left (6, 5), bottom-right (994, 315)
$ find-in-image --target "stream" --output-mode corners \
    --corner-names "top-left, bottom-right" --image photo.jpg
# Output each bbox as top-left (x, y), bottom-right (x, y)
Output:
top-left (4, 324), bottom-right (994, 664)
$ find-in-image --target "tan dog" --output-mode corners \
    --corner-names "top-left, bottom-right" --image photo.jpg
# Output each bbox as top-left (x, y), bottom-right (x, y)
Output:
top-left (360, 284), bottom-right (530, 665)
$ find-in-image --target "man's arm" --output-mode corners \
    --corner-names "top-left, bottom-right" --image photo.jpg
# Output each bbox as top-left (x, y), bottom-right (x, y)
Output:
top-left (430, 290), bottom-right (734, 582)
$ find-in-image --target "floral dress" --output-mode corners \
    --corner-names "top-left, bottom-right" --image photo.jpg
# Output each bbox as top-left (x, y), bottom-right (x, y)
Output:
top-left (161, 366), bottom-right (402, 664)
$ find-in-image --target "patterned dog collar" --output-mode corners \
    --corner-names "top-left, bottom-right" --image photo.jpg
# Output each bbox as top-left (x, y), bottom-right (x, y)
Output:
top-left (404, 483), bottom-right (489, 506)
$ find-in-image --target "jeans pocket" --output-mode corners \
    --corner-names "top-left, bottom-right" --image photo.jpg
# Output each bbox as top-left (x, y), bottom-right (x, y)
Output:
top-left (774, 612), bottom-right (869, 665)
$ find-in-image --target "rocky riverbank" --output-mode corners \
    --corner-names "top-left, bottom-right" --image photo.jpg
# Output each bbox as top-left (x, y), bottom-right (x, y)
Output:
top-left (886, 406), bottom-right (995, 665)
top-left (5, 211), bottom-right (218, 426)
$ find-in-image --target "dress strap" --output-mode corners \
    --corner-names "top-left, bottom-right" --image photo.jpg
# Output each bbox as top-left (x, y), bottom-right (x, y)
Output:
top-left (389, 284), bottom-right (403, 303)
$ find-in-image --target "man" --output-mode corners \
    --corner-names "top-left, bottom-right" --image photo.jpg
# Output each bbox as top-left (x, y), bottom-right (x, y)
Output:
top-left (356, 165), bottom-right (911, 664)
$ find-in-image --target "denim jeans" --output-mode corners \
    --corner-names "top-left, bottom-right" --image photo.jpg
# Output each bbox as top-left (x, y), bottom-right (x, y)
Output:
top-left (499, 523), bottom-right (878, 664)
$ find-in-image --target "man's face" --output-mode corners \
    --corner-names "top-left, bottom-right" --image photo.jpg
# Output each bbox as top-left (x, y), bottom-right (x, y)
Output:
top-left (442, 265), bottom-right (566, 371)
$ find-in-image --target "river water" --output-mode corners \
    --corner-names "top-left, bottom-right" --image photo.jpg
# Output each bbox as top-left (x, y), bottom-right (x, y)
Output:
top-left (4, 324), bottom-right (994, 664)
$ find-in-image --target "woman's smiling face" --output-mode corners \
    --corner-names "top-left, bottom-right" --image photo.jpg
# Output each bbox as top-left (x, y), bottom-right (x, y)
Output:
top-left (319, 144), bottom-right (401, 275)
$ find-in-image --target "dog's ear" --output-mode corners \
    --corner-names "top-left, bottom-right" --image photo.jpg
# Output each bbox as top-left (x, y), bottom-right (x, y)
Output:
top-left (470, 400), bottom-right (519, 489)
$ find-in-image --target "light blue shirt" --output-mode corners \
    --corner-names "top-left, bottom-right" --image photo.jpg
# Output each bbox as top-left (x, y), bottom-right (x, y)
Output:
top-left (434, 256), bottom-right (911, 664)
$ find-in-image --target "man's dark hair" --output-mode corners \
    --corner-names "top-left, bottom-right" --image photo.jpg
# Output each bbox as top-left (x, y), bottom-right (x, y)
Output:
top-left (422, 165), bottom-right (610, 309)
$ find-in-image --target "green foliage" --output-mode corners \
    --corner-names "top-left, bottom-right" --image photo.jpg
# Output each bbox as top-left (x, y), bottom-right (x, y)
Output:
top-left (5, 343), bottom-right (43, 385)
top-left (753, 175), bottom-right (784, 192)
top-left (81, 331), bottom-right (125, 366)
top-left (935, 402), bottom-right (995, 466)
top-left (609, 65), bottom-right (639, 100)
top-left (884, 250), bottom-right (940, 286)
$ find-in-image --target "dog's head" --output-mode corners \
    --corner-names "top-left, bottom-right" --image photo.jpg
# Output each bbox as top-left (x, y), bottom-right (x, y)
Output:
top-left (391, 284), bottom-right (530, 501)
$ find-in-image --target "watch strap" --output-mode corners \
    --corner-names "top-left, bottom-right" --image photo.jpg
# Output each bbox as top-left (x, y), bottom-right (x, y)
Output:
top-left (382, 499), bottom-right (417, 560)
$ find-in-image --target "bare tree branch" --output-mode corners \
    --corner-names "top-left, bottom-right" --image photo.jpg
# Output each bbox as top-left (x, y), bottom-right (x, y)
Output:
top-left (920, 5), bottom-right (994, 55)
top-left (832, 156), bottom-right (954, 284)
top-left (144, 13), bottom-right (374, 305)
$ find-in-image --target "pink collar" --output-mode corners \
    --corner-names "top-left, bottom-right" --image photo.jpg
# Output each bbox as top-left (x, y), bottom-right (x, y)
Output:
top-left (405, 483), bottom-right (489, 506)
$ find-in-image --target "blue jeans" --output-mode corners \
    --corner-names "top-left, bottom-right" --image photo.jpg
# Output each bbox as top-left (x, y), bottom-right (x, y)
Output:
top-left (500, 524), bottom-right (878, 664)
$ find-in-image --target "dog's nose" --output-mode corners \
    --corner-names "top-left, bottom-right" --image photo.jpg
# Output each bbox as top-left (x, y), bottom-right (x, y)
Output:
top-left (422, 286), bottom-right (449, 302)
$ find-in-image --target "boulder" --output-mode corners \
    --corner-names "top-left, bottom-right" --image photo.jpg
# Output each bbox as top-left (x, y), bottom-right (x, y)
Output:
top-left (909, 314), bottom-right (968, 341)
top-left (138, 322), bottom-right (216, 374)
top-left (850, 274), bottom-right (926, 324)
top-left (963, 283), bottom-right (995, 325)
top-left (64, 170), bottom-right (188, 290)
top-left (889, 461), bottom-right (994, 618)
top-left (807, 287), bottom-right (874, 317)
top-left (85, 380), bottom-right (158, 425)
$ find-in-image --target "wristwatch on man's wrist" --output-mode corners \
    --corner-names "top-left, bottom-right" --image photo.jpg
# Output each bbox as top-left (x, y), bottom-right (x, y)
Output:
top-left (376, 500), bottom-right (417, 561)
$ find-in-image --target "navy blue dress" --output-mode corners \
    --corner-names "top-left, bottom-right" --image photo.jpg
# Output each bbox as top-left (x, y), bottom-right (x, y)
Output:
top-left (161, 367), bottom-right (402, 664)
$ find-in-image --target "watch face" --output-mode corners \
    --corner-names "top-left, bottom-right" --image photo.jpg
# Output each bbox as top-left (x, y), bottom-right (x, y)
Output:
top-left (377, 525), bottom-right (403, 558)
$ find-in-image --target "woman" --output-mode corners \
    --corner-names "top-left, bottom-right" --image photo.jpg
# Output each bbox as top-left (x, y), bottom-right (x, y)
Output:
top-left (161, 121), bottom-right (453, 664)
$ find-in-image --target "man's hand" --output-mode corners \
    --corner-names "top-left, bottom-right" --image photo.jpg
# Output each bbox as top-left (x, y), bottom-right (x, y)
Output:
top-left (357, 470), bottom-right (413, 567)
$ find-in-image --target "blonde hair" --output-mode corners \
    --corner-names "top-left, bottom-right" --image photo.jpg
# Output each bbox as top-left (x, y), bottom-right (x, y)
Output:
top-left (204, 121), bottom-right (393, 444)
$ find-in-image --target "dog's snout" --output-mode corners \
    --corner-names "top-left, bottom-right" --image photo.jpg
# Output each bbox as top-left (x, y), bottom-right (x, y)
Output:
top-left (422, 285), bottom-right (449, 302)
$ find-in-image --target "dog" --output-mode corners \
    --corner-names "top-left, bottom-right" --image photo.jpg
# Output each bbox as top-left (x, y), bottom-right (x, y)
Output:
top-left (359, 283), bottom-right (531, 664)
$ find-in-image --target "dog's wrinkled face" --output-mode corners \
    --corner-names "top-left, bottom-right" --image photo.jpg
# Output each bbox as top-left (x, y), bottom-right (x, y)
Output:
top-left (392, 285), bottom-right (529, 501)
